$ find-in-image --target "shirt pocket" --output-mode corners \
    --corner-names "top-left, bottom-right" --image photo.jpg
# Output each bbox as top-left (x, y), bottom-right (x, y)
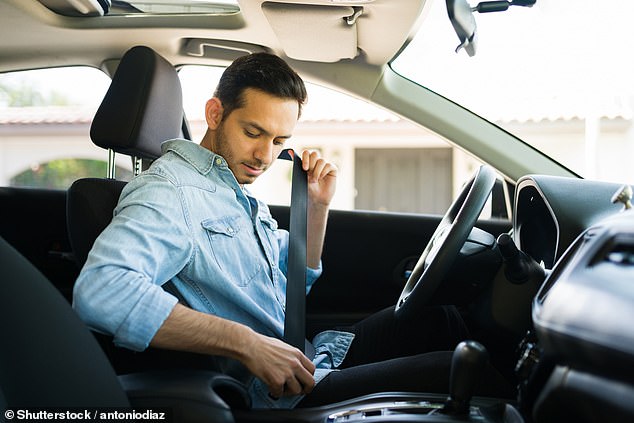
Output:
top-left (259, 214), bottom-right (279, 246)
top-left (258, 214), bottom-right (281, 266)
top-left (201, 215), bottom-right (261, 287)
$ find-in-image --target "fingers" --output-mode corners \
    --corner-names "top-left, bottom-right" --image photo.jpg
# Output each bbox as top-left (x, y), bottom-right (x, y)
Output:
top-left (267, 357), bottom-right (315, 398)
top-left (301, 150), bottom-right (338, 183)
top-left (295, 354), bottom-right (316, 394)
top-left (271, 349), bottom-right (315, 397)
top-left (244, 334), bottom-right (316, 399)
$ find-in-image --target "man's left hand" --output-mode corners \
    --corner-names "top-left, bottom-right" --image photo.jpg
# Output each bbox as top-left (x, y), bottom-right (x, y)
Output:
top-left (301, 150), bottom-right (337, 207)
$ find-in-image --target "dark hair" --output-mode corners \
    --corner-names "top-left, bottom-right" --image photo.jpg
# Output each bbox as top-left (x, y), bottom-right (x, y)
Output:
top-left (214, 53), bottom-right (307, 118)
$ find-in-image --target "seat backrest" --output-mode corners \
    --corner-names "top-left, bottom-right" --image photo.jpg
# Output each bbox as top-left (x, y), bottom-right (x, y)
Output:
top-left (67, 45), bottom-right (184, 268)
top-left (0, 235), bottom-right (130, 407)
top-left (65, 46), bottom-right (213, 373)
top-left (67, 178), bottom-right (127, 268)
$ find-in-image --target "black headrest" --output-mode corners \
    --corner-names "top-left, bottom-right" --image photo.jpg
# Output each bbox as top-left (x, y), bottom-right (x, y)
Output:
top-left (90, 46), bottom-right (183, 160)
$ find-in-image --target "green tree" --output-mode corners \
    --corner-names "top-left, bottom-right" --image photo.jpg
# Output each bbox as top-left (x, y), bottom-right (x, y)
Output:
top-left (11, 159), bottom-right (132, 189)
top-left (0, 80), bottom-right (72, 107)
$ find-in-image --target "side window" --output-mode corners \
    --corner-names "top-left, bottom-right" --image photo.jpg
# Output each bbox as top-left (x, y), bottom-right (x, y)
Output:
top-left (0, 67), bottom-right (132, 189)
top-left (178, 65), bottom-right (501, 217)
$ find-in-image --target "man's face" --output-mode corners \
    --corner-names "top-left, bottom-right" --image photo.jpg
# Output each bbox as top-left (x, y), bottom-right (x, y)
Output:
top-left (211, 88), bottom-right (300, 184)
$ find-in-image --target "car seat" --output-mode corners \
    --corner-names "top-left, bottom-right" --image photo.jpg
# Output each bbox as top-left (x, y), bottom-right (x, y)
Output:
top-left (65, 45), bottom-right (215, 374)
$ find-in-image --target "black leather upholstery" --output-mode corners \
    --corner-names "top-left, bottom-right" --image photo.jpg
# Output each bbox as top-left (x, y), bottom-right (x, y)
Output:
top-left (0, 236), bottom-right (246, 418)
top-left (67, 178), bottom-right (127, 267)
top-left (0, 236), bottom-right (130, 407)
top-left (68, 45), bottom-right (184, 269)
top-left (90, 45), bottom-right (183, 160)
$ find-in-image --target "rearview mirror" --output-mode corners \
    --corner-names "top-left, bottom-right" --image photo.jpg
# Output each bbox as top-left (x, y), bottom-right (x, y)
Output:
top-left (446, 0), bottom-right (537, 57)
top-left (446, 0), bottom-right (477, 56)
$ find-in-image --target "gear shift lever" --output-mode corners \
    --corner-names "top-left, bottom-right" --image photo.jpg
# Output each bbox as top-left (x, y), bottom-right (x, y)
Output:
top-left (442, 340), bottom-right (489, 416)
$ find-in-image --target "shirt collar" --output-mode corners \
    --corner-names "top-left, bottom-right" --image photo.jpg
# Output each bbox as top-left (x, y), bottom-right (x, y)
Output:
top-left (160, 138), bottom-right (226, 175)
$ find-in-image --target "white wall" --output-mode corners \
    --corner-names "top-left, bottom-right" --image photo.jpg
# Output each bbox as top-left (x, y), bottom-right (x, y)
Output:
top-left (3, 114), bottom-right (633, 213)
top-left (0, 124), bottom-right (131, 186)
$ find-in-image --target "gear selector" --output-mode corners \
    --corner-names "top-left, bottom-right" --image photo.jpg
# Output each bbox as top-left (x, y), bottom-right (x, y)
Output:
top-left (441, 340), bottom-right (489, 416)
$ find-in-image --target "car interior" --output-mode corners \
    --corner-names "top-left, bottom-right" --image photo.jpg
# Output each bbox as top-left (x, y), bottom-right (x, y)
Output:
top-left (1, 0), bottom-right (634, 422)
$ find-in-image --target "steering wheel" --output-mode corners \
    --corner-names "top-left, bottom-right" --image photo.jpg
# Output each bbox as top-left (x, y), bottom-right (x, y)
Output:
top-left (394, 165), bottom-right (497, 319)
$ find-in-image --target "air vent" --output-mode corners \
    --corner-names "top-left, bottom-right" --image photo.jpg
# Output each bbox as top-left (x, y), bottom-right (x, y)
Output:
top-left (605, 243), bottom-right (634, 265)
top-left (590, 233), bottom-right (634, 266)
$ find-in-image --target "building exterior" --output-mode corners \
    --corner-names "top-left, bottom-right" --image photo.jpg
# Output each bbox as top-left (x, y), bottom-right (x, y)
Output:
top-left (0, 104), bottom-right (479, 214)
top-left (2, 103), bottom-right (632, 214)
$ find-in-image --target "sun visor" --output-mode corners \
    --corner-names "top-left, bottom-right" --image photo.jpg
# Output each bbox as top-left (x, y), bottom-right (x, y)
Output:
top-left (262, 2), bottom-right (359, 63)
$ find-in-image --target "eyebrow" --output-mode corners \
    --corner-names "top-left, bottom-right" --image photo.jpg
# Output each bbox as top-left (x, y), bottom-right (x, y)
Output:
top-left (243, 121), bottom-right (292, 140)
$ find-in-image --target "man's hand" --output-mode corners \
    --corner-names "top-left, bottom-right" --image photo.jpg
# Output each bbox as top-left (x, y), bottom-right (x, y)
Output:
top-left (242, 331), bottom-right (316, 398)
top-left (151, 305), bottom-right (314, 399)
top-left (299, 149), bottom-right (337, 269)
top-left (301, 150), bottom-right (337, 208)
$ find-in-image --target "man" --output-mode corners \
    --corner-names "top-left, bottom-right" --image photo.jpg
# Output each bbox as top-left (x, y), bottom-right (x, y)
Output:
top-left (74, 53), bottom-right (507, 409)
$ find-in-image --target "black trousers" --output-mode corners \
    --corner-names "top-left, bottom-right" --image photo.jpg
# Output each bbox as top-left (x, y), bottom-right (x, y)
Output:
top-left (297, 305), bottom-right (513, 407)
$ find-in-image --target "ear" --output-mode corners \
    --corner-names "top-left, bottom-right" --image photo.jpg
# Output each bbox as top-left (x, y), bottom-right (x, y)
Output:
top-left (205, 97), bottom-right (224, 130)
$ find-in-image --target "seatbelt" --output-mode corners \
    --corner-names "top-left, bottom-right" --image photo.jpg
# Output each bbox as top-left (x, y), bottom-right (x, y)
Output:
top-left (279, 149), bottom-right (315, 359)
top-left (165, 149), bottom-right (314, 358)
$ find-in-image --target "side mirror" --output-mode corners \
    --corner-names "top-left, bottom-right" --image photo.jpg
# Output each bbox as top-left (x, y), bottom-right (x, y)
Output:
top-left (446, 0), bottom-right (477, 56)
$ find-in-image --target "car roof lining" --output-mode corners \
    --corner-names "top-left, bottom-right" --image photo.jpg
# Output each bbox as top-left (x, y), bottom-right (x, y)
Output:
top-left (0, 0), bottom-right (425, 71)
top-left (0, 0), bottom-right (428, 109)
top-left (262, 2), bottom-right (358, 63)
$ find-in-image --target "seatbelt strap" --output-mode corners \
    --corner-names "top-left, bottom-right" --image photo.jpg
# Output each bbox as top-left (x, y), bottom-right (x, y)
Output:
top-left (165, 149), bottom-right (314, 358)
top-left (279, 149), bottom-right (315, 359)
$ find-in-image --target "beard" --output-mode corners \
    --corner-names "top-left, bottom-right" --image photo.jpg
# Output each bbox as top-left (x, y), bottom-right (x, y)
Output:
top-left (212, 120), bottom-right (267, 184)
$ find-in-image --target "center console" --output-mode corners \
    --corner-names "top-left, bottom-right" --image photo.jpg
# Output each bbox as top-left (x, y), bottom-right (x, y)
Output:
top-left (232, 340), bottom-right (524, 423)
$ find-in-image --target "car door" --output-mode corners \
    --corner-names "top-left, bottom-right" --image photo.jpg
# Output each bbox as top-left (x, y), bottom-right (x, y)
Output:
top-left (271, 204), bottom-right (511, 336)
top-left (178, 65), bottom-right (514, 335)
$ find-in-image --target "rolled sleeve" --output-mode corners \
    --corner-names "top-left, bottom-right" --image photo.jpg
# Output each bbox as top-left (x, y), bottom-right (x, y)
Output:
top-left (113, 281), bottom-right (179, 350)
top-left (73, 268), bottom-right (179, 351)
top-left (306, 262), bottom-right (322, 293)
top-left (72, 173), bottom-right (192, 351)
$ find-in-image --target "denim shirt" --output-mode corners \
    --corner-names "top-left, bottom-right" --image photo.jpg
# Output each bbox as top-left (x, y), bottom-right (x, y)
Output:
top-left (73, 139), bottom-right (354, 409)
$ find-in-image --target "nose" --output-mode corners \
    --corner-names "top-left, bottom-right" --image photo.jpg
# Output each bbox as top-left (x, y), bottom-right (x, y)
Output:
top-left (254, 139), bottom-right (275, 165)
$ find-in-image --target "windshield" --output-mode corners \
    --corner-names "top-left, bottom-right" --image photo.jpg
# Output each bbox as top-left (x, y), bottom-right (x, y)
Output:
top-left (392, 0), bottom-right (634, 184)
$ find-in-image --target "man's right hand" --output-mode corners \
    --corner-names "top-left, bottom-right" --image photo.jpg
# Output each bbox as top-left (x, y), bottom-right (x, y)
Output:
top-left (151, 304), bottom-right (316, 398)
top-left (241, 331), bottom-right (316, 398)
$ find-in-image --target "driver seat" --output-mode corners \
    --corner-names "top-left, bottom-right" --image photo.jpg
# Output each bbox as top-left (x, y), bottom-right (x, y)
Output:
top-left (66, 45), bottom-right (215, 374)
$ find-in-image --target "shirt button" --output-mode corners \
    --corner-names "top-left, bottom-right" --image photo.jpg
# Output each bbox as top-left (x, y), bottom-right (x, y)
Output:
top-left (215, 158), bottom-right (222, 165)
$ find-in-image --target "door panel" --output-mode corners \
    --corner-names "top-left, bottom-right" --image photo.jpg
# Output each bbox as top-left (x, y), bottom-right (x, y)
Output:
top-left (0, 186), bottom-right (511, 338)
top-left (269, 206), bottom-right (511, 337)
top-left (0, 187), bottom-right (78, 302)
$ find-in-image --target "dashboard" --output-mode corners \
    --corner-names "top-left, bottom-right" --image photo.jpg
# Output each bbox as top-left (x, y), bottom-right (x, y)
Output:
top-left (512, 175), bottom-right (634, 421)
top-left (514, 175), bottom-right (625, 269)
